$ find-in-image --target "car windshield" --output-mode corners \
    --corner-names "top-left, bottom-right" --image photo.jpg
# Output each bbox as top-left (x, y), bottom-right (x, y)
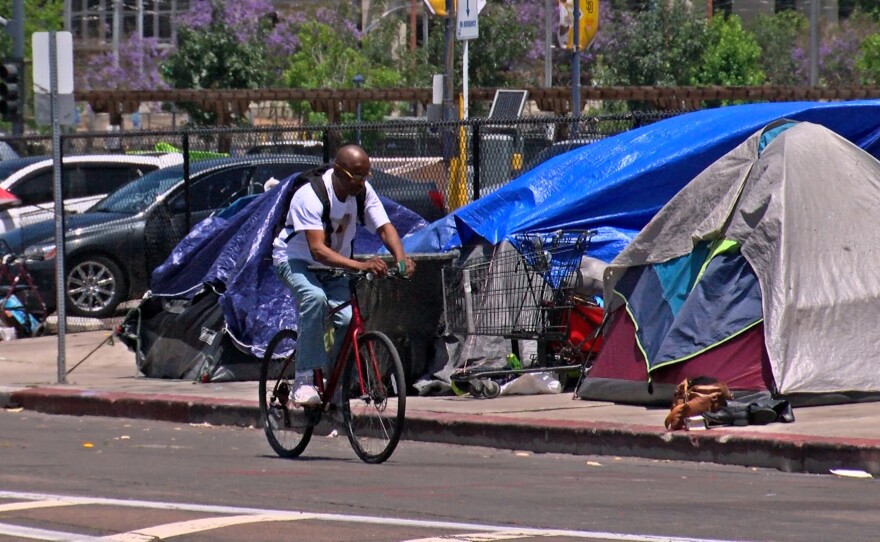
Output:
top-left (90, 165), bottom-right (187, 214)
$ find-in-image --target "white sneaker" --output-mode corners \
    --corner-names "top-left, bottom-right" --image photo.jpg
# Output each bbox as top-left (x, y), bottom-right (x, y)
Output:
top-left (290, 376), bottom-right (321, 406)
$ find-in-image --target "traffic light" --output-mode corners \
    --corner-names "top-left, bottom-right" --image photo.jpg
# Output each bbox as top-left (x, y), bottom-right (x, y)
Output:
top-left (0, 60), bottom-right (21, 123)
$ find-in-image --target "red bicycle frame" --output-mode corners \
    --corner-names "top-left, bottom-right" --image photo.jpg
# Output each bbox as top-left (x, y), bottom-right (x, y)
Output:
top-left (313, 277), bottom-right (383, 405)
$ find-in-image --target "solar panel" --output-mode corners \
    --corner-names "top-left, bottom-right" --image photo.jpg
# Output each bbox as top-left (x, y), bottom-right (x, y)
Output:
top-left (488, 90), bottom-right (528, 120)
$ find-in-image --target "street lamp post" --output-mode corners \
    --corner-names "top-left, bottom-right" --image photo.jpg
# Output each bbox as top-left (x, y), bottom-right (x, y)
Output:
top-left (353, 74), bottom-right (364, 145)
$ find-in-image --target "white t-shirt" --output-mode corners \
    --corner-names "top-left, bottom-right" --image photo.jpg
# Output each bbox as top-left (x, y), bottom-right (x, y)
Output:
top-left (272, 169), bottom-right (390, 267)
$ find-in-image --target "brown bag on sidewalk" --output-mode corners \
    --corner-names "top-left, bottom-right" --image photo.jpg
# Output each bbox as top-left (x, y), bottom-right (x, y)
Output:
top-left (664, 377), bottom-right (733, 431)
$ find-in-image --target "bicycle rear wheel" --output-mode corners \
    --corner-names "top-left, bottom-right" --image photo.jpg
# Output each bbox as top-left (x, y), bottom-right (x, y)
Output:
top-left (341, 331), bottom-right (406, 464)
top-left (259, 329), bottom-right (314, 458)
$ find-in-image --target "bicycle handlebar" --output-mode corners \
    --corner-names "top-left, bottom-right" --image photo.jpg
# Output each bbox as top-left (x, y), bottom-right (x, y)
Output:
top-left (307, 266), bottom-right (409, 281)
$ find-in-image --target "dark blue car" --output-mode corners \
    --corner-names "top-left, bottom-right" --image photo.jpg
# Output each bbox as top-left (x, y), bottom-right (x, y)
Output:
top-left (0, 156), bottom-right (321, 317)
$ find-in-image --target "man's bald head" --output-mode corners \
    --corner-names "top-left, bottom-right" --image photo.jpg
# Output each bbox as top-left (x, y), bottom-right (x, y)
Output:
top-left (335, 145), bottom-right (370, 172)
top-left (332, 144), bottom-right (371, 198)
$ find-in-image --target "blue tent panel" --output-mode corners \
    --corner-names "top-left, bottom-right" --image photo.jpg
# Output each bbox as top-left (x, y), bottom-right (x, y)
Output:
top-left (452, 101), bottom-right (880, 251)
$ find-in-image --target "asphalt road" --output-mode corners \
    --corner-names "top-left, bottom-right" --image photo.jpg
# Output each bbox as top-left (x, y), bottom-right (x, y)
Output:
top-left (2, 410), bottom-right (879, 542)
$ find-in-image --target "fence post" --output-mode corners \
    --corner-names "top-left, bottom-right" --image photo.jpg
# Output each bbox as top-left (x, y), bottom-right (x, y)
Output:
top-left (182, 131), bottom-right (190, 232)
top-left (322, 129), bottom-right (330, 163)
top-left (472, 121), bottom-right (481, 200)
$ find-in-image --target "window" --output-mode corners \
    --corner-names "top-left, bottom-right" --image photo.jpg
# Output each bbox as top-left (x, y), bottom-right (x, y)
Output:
top-left (77, 164), bottom-right (157, 197)
top-left (8, 170), bottom-right (54, 206)
top-left (252, 163), bottom-right (316, 191)
top-left (169, 167), bottom-right (252, 214)
top-left (70, 0), bottom-right (190, 46)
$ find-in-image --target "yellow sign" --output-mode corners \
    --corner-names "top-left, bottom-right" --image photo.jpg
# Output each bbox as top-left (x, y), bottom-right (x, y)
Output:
top-left (425, 0), bottom-right (485, 17)
top-left (558, 0), bottom-right (599, 50)
top-left (424, 0), bottom-right (451, 16)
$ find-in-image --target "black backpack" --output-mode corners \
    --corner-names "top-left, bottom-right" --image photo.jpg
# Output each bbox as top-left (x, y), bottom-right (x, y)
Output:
top-left (276, 166), bottom-right (366, 248)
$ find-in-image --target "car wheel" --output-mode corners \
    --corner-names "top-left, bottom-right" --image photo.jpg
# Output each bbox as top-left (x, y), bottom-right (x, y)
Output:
top-left (65, 255), bottom-right (127, 318)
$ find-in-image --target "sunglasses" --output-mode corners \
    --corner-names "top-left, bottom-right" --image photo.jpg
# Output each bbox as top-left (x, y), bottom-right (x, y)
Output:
top-left (336, 164), bottom-right (371, 181)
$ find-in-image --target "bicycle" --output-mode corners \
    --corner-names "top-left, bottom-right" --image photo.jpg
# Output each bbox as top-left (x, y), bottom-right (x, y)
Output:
top-left (259, 267), bottom-right (407, 464)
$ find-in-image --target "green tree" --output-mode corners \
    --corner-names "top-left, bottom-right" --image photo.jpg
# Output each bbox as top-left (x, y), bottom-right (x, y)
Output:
top-left (692, 15), bottom-right (764, 86)
top-left (0, 0), bottom-right (64, 58)
top-left (593, 2), bottom-right (708, 87)
top-left (160, 0), bottom-right (271, 126)
top-left (807, 9), bottom-right (880, 86)
top-left (746, 10), bottom-right (807, 86)
top-left (283, 20), bottom-right (400, 123)
top-left (0, 0), bottom-right (63, 131)
top-left (856, 33), bottom-right (880, 84)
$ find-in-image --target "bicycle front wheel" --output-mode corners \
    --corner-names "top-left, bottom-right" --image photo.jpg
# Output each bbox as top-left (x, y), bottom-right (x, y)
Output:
top-left (259, 329), bottom-right (314, 458)
top-left (341, 331), bottom-right (406, 464)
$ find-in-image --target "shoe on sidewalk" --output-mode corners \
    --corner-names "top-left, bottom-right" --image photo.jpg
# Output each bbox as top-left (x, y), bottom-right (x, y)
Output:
top-left (290, 373), bottom-right (321, 406)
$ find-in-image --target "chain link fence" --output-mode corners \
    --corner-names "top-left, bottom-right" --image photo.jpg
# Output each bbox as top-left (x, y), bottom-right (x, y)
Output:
top-left (0, 110), bottom-right (683, 334)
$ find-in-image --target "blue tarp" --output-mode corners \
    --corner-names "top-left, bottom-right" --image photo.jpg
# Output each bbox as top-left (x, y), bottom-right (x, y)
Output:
top-left (150, 173), bottom-right (428, 356)
top-left (398, 100), bottom-right (880, 262)
top-left (150, 100), bottom-right (880, 357)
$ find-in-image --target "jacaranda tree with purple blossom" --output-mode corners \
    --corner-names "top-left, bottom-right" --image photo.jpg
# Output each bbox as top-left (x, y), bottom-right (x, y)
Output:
top-left (161, 0), bottom-right (299, 125)
top-left (79, 36), bottom-right (169, 91)
top-left (792, 9), bottom-right (879, 86)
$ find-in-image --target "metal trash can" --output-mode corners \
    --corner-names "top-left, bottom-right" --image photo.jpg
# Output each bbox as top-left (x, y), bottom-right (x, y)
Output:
top-left (357, 252), bottom-right (458, 386)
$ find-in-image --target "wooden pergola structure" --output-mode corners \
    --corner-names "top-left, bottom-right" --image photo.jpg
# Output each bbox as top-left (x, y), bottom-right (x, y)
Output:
top-left (74, 85), bottom-right (880, 125)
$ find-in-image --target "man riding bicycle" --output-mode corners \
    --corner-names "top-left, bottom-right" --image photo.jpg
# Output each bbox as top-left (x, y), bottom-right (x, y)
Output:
top-left (272, 144), bottom-right (415, 406)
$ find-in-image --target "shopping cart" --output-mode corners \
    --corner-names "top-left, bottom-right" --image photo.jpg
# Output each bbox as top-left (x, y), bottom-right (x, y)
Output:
top-left (441, 230), bottom-right (603, 397)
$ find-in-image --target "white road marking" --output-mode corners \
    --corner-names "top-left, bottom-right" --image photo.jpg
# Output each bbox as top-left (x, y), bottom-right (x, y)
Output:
top-left (404, 531), bottom-right (555, 541)
top-left (0, 498), bottom-right (80, 512)
top-left (102, 513), bottom-right (314, 541)
top-left (0, 490), bottom-right (754, 542)
top-left (0, 521), bottom-right (105, 541)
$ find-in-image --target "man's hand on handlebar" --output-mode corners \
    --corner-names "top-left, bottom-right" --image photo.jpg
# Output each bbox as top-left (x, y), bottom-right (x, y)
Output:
top-left (400, 257), bottom-right (415, 278)
top-left (359, 256), bottom-right (390, 277)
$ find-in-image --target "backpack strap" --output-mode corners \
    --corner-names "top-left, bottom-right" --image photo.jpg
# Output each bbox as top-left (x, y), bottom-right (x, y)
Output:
top-left (308, 175), bottom-right (333, 247)
top-left (279, 166), bottom-right (329, 244)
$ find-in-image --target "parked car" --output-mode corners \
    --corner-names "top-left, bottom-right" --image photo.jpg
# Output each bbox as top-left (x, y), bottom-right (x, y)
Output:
top-left (519, 137), bottom-right (604, 176)
top-left (0, 155), bottom-right (322, 318)
top-left (0, 154), bottom-right (184, 233)
top-left (245, 140), bottom-right (324, 158)
top-left (369, 168), bottom-right (445, 223)
top-left (246, 147), bottom-right (445, 221)
top-left (0, 156), bottom-right (44, 181)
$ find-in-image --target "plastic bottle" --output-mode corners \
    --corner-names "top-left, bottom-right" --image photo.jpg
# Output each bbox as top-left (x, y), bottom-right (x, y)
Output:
top-left (506, 353), bottom-right (522, 370)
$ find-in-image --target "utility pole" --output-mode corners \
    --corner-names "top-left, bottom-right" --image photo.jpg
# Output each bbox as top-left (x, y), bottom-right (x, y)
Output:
top-left (571, 0), bottom-right (581, 136)
top-left (443, 0), bottom-right (454, 123)
top-left (809, 0), bottom-right (819, 87)
top-left (410, 0), bottom-right (417, 51)
top-left (544, 0), bottom-right (552, 87)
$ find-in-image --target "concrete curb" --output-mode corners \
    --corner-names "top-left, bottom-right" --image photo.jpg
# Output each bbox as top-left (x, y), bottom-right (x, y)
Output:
top-left (4, 386), bottom-right (880, 476)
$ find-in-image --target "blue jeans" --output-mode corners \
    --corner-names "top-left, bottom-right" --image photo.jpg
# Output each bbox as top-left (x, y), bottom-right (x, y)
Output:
top-left (275, 259), bottom-right (352, 371)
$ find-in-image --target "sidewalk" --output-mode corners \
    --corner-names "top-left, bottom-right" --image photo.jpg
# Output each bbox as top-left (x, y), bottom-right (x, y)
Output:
top-left (2, 330), bottom-right (880, 476)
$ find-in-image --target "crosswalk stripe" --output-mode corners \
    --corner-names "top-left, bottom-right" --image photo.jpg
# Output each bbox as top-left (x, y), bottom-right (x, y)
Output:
top-left (102, 513), bottom-right (315, 541)
top-left (0, 521), bottom-right (105, 541)
top-left (0, 490), bottom-right (747, 542)
top-left (0, 499), bottom-right (80, 512)
top-left (405, 530), bottom-right (555, 541)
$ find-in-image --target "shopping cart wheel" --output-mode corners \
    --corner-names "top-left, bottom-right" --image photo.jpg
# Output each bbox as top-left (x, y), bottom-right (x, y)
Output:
top-left (481, 380), bottom-right (501, 398)
top-left (467, 379), bottom-right (484, 398)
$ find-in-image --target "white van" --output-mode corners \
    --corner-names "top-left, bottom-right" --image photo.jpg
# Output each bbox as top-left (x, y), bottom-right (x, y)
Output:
top-left (0, 154), bottom-right (183, 233)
